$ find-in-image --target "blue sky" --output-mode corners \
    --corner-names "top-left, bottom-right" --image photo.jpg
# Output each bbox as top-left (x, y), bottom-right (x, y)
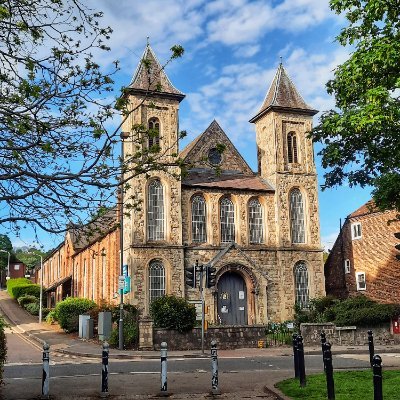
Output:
top-left (10, 0), bottom-right (372, 251)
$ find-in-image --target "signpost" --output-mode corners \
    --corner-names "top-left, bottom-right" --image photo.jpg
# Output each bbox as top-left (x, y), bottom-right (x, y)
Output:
top-left (118, 276), bottom-right (125, 290)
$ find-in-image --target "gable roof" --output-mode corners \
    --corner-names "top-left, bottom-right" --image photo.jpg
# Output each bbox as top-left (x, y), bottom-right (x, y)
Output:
top-left (348, 200), bottom-right (379, 219)
top-left (249, 63), bottom-right (318, 123)
top-left (179, 120), bottom-right (253, 175)
top-left (127, 43), bottom-right (185, 102)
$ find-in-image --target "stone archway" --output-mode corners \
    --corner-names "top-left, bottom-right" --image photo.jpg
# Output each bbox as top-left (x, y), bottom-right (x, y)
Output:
top-left (215, 264), bottom-right (257, 325)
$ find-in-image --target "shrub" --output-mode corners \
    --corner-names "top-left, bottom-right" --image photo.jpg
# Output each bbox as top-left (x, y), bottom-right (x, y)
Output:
top-left (109, 311), bottom-right (139, 349)
top-left (6, 278), bottom-right (33, 298)
top-left (25, 302), bottom-right (40, 316)
top-left (0, 316), bottom-right (7, 384)
top-left (11, 284), bottom-right (40, 300)
top-left (46, 310), bottom-right (57, 324)
top-left (150, 295), bottom-right (196, 333)
top-left (42, 308), bottom-right (51, 319)
top-left (54, 298), bottom-right (96, 333)
top-left (18, 295), bottom-right (38, 307)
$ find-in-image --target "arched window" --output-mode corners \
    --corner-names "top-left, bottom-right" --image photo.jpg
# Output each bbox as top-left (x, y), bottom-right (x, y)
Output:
top-left (248, 198), bottom-right (264, 244)
top-left (290, 188), bottom-right (305, 244)
top-left (192, 195), bottom-right (207, 243)
top-left (148, 117), bottom-right (160, 148)
top-left (287, 132), bottom-right (298, 164)
top-left (294, 261), bottom-right (309, 309)
top-left (220, 197), bottom-right (235, 243)
top-left (147, 179), bottom-right (164, 240)
top-left (149, 260), bottom-right (165, 304)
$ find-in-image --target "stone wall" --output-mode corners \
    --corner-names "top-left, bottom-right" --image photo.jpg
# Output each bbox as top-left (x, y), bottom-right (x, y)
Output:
top-left (153, 325), bottom-right (266, 350)
top-left (300, 323), bottom-right (396, 346)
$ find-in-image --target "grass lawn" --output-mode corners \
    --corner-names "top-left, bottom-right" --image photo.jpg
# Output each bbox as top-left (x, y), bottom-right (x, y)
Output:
top-left (276, 370), bottom-right (400, 399)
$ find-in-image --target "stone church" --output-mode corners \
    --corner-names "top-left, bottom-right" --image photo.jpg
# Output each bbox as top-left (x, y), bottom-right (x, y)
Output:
top-left (121, 44), bottom-right (325, 324)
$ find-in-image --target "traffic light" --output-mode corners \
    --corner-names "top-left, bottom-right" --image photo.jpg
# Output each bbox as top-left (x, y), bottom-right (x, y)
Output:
top-left (395, 232), bottom-right (400, 261)
top-left (206, 265), bottom-right (217, 288)
top-left (185, 265), bottom-right (196, 288)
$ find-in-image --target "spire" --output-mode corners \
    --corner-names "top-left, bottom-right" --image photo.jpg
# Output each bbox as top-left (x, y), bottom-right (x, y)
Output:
top-left (249, 64), bottom-right (317, 123)
top-left (128, 43), bottom-right (185, 101)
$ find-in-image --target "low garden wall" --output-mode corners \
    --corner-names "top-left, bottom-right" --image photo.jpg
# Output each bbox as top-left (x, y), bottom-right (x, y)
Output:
top-left (300, 323), bottom-right (396, 346)
top-left (153, 325), bottom-right (266, 350)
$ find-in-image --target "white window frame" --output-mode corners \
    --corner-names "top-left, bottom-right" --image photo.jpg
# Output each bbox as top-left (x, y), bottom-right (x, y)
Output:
top-left (356, 271), bottom-right (366, 291)
top-left (220, 197), bottom-right (235, 244)
top-left (148, 260), bottom-right (166, 305)
top-left (191, 195), bottom-right (207, 243)
top-left (147, 179), bottom-right (165, 241)
top-left (248, 198), bottom-right (264, 244)
top-left (351, 222), bottom-right (362, 240)
top-left (344, 259), bottom-right (351, 274)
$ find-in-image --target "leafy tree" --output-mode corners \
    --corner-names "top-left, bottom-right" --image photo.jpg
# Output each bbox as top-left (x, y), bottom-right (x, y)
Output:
top-left (14, 248), bottom-right (47, 270)
top-left (0, 235), bottom-right (12, 271)
top-left (0, 0), bottom-right (185, 237)
top-left (312, 0), bottom-right (400, 213)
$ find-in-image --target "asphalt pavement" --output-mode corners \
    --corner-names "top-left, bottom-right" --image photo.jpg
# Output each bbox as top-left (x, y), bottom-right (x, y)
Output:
top-left (1, 289), bottom-right (400, 400)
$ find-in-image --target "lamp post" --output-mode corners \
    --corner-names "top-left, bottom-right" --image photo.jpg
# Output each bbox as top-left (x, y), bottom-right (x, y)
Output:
top-left (119, 131), bottom-right (130, 350)
top-left (0, 250), bottom-right (10, 286)
top-left (38, 255), bottom-right (44, 323)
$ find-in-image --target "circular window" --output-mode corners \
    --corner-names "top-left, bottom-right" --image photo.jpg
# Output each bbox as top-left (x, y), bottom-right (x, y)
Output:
top-left (208, 148), bottom-right (222, 165)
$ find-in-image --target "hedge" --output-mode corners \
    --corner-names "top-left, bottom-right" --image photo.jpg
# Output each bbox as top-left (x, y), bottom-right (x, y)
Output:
top-left (150, 295), bottom-right (196, 333)
top-left (0, 316), bottom-right (6, 384)
top-left (6, 278), bottom-right (33, 298)
top-left (17, 294), bottom-right (39, 307)
top-left (11, 284), bottom-right (40, 299)
top-left (109, 307), bottom-right (139, 349)
top-left (54, 298), bottom-right (97, 333)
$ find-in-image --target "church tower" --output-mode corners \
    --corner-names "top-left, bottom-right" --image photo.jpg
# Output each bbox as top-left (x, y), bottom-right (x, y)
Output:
top-left (121, 44), bottom-right (186, 313)
top-left (250, 63), bottom-right (325, 319)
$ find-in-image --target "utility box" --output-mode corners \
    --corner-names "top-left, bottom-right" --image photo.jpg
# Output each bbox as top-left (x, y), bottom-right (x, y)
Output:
top-left (78, 315), bottom-right (91, 338)
top-left (84, 318), bottom-right (94, 339)
top-left (98, 311), bottom-right (112, 341)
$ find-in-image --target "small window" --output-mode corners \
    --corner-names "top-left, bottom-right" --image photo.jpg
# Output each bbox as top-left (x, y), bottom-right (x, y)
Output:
top-left (191, 195), bottom-right (207, 243)
top-left (351, 222), bottom-right (362, 240)
top-left (14, 264), bottom-right (20, 270)
top-left (148, 117), bottom-right (160, 148)
top-left (149, 260), bottom-right (165, 304)
top-left (344, 259), bottom-right (351, 274)
top-left (220, 197), bottom-right (235, 243)
top-left (287, 132), bottom-right (298, 164)
top-left (147, 179), bottom-right (165, 241)
top-left (356, 272), bottom-right (366, 291)
top-left (248, 198), bottom-right (264, 244)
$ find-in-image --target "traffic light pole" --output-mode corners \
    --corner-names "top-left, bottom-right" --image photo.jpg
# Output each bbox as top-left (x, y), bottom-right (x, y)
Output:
top-left (199, 265), bottom-right (205, 356)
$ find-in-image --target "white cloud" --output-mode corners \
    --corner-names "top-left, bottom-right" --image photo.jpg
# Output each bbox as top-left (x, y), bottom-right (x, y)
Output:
top-left (321, 231), bottom-right (339, 251)
top-left (234, 44), bottom-right (261, 58)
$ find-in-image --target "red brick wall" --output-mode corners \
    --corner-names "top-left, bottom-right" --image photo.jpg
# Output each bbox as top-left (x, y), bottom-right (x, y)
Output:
top-left (325, 209), bottom-right (400, 303)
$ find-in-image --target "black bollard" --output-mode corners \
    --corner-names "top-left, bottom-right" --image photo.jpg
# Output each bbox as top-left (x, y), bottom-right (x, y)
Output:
top-left (101, 341), bottom-right (109, 397)
top-left (292, 334), bottom-right (299, 378)
top-left (211, 340), bottom-right (221, 395)
top-left (323, 342), bottom-right (335, 400)
top-left (297, 335), bottom-right (306, 387)
top-left (368, 330), bottom-right (375, 368)
top-left (42, 343), bottom-right (50, 399)
top-left (320, 331), bottom-right (327, 371)
top-left (372, 355), bottom-right (383, 400)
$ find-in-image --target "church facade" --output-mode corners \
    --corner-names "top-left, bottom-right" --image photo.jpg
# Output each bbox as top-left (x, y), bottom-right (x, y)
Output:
top-left (121, 45), bottom-right (325, 324)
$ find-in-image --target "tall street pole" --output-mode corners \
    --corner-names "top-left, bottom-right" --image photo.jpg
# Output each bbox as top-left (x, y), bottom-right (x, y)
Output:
top-left (38, 255), bottom-right (44, 324)
top-left (119, 131), bottom-right (129, 350)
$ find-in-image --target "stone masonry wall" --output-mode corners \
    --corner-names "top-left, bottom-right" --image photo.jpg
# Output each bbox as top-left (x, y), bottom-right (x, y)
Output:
top-left (153, 325), bottom-right (266, 350)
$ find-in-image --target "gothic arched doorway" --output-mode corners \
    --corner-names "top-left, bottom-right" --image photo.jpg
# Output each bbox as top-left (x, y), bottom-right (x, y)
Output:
top-left (217, 271), bottom-right (247, 325)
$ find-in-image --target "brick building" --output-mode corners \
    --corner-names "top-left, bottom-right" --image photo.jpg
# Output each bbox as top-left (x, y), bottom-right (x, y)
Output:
top-left (121, 44), bottom-right (325, 324)
top-left (41, 44), bottom-right (325, 323)
top-left (324, 201), bottom-right (400, 302)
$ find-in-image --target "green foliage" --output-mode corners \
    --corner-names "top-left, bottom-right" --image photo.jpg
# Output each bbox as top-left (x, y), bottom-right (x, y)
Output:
top-left (54, 298), bottom-right (96, 333)
top-left (6, 278), bottom-right (35, 298)
top-left (17, 294), bottom-right (38, 307)
top-left (277, 369), bottom-right (400, 399)
top-left (11, 284), bottom-right (40, 299)
top-left (109, 309), bottom-right (139, 349)
top-left (0, 235), bottom-right (12, 271)
top-left (150, 295), bottom-right (196, 333)
top-left (14, 248), bottom-right (47, 270)
top-left (25, 302), bottom-right (40, 316)
top-left (0, 316), bottom-right (7, 384)
top-left (312, 0), bottom-right (400, 212)
top-left (294, 295), bottom-right (400, 327)
top-left (45, 310), bottom-right (57, 325)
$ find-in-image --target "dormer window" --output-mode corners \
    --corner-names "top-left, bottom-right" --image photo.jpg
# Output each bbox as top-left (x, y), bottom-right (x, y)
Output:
top-left (287, 131), bottom-right (298, 164)
top-left (148, 117), bottom-right (160, 148)
top-left (351, 222), bottom-right (362, 240)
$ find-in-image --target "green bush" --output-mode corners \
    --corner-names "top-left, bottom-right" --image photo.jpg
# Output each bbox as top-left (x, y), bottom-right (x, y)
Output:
top-left (11, 284), bottom-right (40, 299)
top-left (18, 294), bottom-right (38, 307)
top-left (25, 302), bottom-right (40, 316)
top-left (42, 308), bottom-right (51, 319)
top-left (6, 278), bottom-right (33, 298)
top-left (0, 316), bottom-right (7, 384)
top-left (109, 311), bottom-right (139, 349)
top-left (150, 295), bottom-right (196, 333)
top-left (54, 298), bottom-right (97, 333)
top-left (46, 310), bottom-right (57, 324)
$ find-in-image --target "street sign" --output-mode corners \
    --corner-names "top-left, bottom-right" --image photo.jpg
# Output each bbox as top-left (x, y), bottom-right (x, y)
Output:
top-left (189, 300), bottom-right (203, 321)
top-left (118, 276), bottom-right (125, 290)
